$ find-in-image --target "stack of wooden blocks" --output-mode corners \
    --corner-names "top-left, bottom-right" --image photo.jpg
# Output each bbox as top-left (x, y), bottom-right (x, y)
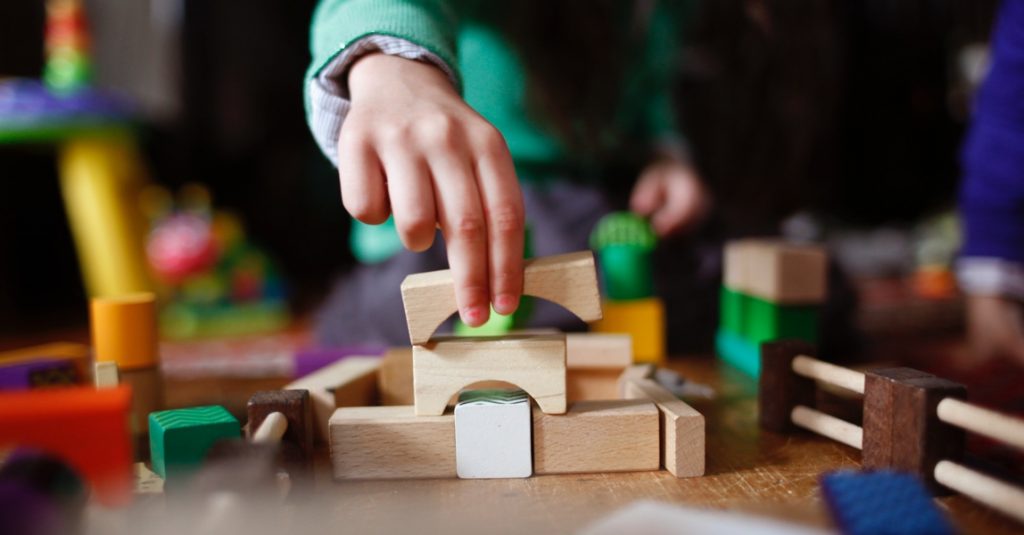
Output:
top-left (327, 251), bottom-right (705, 480)
top-left (717, 239), bottom-right (827, 377)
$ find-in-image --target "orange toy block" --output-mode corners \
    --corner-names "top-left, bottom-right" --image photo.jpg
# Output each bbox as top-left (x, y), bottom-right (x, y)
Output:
top-left (0, 386), bottom-right (133, 506)
top-left (592, 298), bottom-right (665, 365)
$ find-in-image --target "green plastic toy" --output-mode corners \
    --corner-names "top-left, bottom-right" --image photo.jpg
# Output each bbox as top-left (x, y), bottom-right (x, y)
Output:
top-left (589, 212), bottom-right (657, 300)
top-left (148, 405), bottom-right (240, 480)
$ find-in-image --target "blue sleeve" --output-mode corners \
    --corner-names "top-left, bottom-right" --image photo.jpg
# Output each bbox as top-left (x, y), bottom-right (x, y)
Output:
top-left (960, 0), bottom-right (1024, 262)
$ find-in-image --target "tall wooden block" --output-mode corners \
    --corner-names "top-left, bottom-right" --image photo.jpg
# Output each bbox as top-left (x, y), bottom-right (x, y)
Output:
top-left (862, 369), bottom-right (966, 491)
top-left (285, 355), bottom-right (380, 444)
top-left (455, 390), bottom-right (532, 479)
top-left (329, 406), bottom-right (455, 480)
top-left (532, 400), bottom-right (659, 474)
top-left (401, 251), bottom-right (602, 345)
top-left (378, 348), bottom-right (414, 405)
top-left (623, 378), bottom-right (705, 477)
top-left (724, 239), bottom-right (827, 304)
top-left (247, 389), bottom-right (315, 481)
top-left (592, 298), bottom-right (665, 364)
top-left (412, 334), bottom-right (566, 416)
top-left (759, 340), bottom-right (817, 433)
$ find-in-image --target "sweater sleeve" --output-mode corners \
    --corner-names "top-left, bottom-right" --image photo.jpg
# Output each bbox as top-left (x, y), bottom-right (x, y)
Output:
top-left (304, 0), bottom-right (460, 164)
top-left (958, 0), bottom-right (1024, 297)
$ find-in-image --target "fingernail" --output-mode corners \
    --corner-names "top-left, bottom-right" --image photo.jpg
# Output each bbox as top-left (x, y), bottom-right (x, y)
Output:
top-left (494, 294), bottom-right (518, 315)
top-left (463, 306), bottom-right (485, 326)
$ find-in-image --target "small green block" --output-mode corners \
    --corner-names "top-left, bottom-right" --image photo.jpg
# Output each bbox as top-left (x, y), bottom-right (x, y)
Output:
top-left (744, 295), bottom-right (819, 345)
top-left (590, 212), bottom-right (657, 300)
top-left (149, 405), bottom-right (240, 480)
top-left (715, 328), bottom-right (761, 376)
top-left (719, 286), bottom-right (745, 335)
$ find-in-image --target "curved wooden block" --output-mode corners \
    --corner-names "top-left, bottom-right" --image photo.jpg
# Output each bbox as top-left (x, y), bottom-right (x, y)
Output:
top-left (412, 335), bottom-right (567, 416)
top-left (400, 251), bottom-right (602, 345)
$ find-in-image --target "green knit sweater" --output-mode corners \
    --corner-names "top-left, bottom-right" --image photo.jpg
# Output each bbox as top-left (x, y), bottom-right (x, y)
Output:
top-left (305, 0), bottom-right (684, 183)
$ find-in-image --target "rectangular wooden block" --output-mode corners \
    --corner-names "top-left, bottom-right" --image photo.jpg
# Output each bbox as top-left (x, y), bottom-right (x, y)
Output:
top-left (455, 389), bottom-right (532, 479)
top-left (592, 298), bottom-right (665, 364)
top-left (565, 333), bottom-right (633, 369)
top-left (378, 347), bottom-right (511, 406)
top-left (623, 378), bottom-right (705, 477)
top-left (401, 251), bottom-right (601, 345)
top-left (412, 334), bottom-right (566, 416)
top-left (567, 368), bottom-right (623, 402)
top-left (532, 400), bottom-right (660, 474)
top-left (758, 340), bottom-right (817, 433)
top-left (285, 356), bottom-right (380, 444)
top-left (724, 239), bottom-right (827, 304)
top-left (329, 406), bottom-right (455, 480)
top-left (617, 364), bottom-right (656, 398)
top-left (863, 368), bottom-right (966, 491)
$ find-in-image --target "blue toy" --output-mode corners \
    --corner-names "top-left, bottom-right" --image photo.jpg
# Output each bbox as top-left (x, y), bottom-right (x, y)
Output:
top-left (820, 470), bottom-right (956, 535)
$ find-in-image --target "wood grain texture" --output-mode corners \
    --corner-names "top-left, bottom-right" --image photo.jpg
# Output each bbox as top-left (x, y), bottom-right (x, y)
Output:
top-left (862, 368), bottom-right (934, 469)
top-left (617, 364), bottom-right (656, 398)
top-left (758, 340), bottom-right (816, 433)
top-left (623, 378), bottom-right (705, 477)
top-left (247, 389), bottom-right (314, 483)
top-left (412, 334), bottom-right (566, 416)
top-left (567, 368), bottom-right (622, 402)
top-left (378, 348), bottom-right (414, 405)
top-left (891, 376), bottom-right (966, 492)
top-left (401, 251), bottom-right (602, 345)
top-left (329, 405), bottom-right (455, 480)
top-left (285, 356), bottom-right (380, 444)
top-left (533, 400), bottom-right (659, 475)
top-left (723, 239), bottom-right (827, 304)
top-left (565, 333), bottom-right (632, 369)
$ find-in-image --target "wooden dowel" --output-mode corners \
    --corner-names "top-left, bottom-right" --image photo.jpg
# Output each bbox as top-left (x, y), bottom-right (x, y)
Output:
top-left (934, 460), bottom-right (1024, 523)
top-left (937, 398), bottom-right (1024, 451)
top-left (791, 355), bottom-right (865, 394)
top-left (791, 405), bottom-right (863, 450)
top-left (252, 411), bottom-right (288, 445)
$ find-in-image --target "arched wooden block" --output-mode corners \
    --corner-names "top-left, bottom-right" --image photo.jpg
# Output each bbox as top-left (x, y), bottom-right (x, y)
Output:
top-left (400, 251), bottom-right (602, 345)
top-left (413, 334), bottom-right (567, 416)
top-left (0, 386), bottom-right (133, 506)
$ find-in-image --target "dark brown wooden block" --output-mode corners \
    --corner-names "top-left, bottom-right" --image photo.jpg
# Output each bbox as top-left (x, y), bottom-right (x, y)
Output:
top-left (863, 369), bottom-right (966, 492)
top-left (247, 389), bottom-right (314, 484)
top-left (759, 340), bottom-right (817, 433)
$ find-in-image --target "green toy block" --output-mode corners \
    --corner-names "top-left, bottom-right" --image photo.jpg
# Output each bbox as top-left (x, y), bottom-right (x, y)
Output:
top-left (744, 295), bottom-right (819, 345)
top-left (149, 405), bottom-right (240, 480)
top-left (719, 286), bottom-right (746, 335)
top-left (590, 212), bottom-right (657, 300)
top-left (715, 328), bottom-right (761, 377)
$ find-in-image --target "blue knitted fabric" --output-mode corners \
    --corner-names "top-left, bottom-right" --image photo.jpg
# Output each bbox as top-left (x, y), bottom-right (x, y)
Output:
top-left (820, 470), bottom-right (955, 535)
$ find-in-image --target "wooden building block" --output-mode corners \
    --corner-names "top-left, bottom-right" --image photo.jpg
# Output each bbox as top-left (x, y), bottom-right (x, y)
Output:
top-left (862, 369), bottom-right (966, 491)
top-left (723, 239), bottom-right (827, 304)
top-left (285, 355), bottom-right (380, 444)
top-left (412, 334), bottom-right (566, 416)
top-left (247, 389), bottom-right (314, 481)
top-left (532, 400), bottom-right (659, 474)
top-left (623, 378), bottom-right (705, 477)
top-left (758, 340), bottom-right (817, 433)
top-left (617, 364), bottom-right (656, 398)
top-left (0, 386), bottom-right (133, 505)
top-left (121, 366), bottom-right (164, 434)
top-left (378, 348), bottom-right (414, 405)
top-left (93, 361), bottom-right (119, 388)
top-left (401, 251), bottom-right (602, 345)
top-left (329, 406), bottom-right (455, 480)
top-left (455, 389), bottom-right (532, 479)
top-left (149, 405), bottom-right (241, 481)
top-left (565, 333), bottom-right (633, 368)
top-left (567, 368), bottom-right (623, 401)
top-left (592, 298), bottom-right (665, 364)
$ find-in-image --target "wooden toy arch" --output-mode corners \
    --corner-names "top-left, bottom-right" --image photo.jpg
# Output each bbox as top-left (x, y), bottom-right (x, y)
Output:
top-left (0, 386), bottom-right (133, 506)
top-left (400, 251), bottom-right (602, 345)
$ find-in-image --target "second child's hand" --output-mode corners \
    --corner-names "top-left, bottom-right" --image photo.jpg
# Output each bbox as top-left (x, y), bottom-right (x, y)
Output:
top-left (342, 53), bottom-right (525, 327)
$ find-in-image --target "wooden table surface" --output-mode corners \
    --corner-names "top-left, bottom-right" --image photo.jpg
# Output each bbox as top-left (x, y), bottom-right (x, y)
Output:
top-left (163, 352), bottom-right (1023, 535)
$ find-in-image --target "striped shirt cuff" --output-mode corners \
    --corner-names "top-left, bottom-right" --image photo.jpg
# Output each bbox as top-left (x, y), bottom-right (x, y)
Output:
top-left (956, 257), bottom-right (1024, 299)
top-left (309, 35), bottom-right (457, 167)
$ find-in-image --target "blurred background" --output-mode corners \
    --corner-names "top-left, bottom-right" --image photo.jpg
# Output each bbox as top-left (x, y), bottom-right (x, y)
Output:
top-left (0, 0), bottom-right (1000, 346)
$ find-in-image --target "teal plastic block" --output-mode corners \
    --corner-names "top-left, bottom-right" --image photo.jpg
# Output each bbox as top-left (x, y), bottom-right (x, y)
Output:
top-left (744, 295), bottom-right (819, 345)
top-left (715, 328), bottom-right (761, 377)
top-left (149, 405), bottom-right (240, 480)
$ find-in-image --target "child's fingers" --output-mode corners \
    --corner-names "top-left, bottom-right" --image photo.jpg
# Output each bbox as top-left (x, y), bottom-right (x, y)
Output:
top-left (337, 129), bottom-right (390, 224)
top-left (629, 172), bottom-right (665, 216)
top-left (381, 149), bottom-right (437, 252)
top-left (473, 132), bottom-right (524, 316)
top-left (651, 173), bottom-right (703, 236)
top-left (429, 150), bottom-right (491, 328)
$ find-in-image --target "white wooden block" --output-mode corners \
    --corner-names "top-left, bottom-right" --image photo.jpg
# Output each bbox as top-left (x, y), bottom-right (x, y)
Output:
top-left (93, 361), bottom-right (120, 388)
top-left (455, 389), bottom-right (532, 479)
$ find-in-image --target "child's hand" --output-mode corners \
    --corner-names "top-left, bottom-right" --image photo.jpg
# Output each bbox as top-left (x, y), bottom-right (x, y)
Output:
top-left (343, 54), bottom-right (524, 327)
top-left (630, 159), bottom-right (709, 237)
top-left (965, 295), bottom-right (1024, 368)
